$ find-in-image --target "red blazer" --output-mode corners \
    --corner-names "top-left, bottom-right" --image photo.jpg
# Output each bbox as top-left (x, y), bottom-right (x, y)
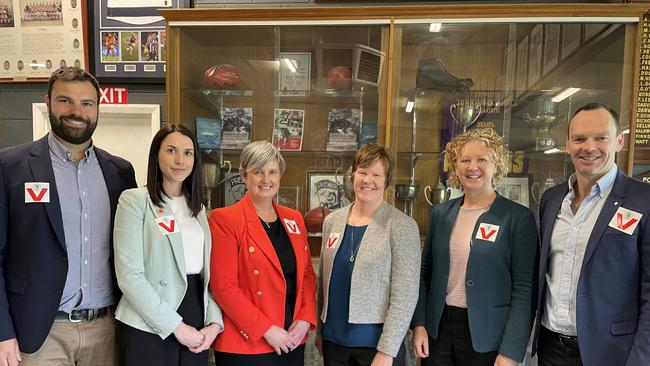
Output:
top-left (208, 193), bottom-right (317, 354)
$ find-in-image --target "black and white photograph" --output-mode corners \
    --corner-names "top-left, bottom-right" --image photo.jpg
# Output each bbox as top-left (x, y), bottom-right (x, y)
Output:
top-left (0, 0), bottom-right (15, 27)
top-left (496, 176), bottom-right (530, 208)
top-left (220, 107), bottom-right (252, 150)
top-left (223, 172), bottom-right (247, 207)
top-left (307, 171), bottom-right (350, 211)
top-left (272, 108), bottom-right (304, 151)
top-left (326, 108), bottom-right (360, 151)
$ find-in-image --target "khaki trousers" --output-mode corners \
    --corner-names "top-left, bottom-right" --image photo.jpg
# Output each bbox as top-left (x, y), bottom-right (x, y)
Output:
top-left (20, 314), bottom-right (116, 366)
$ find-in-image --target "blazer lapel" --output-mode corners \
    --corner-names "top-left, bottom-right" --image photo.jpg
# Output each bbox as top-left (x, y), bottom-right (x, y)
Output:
top-left (148, 197), bottom-right (187, 277)
top-left (581, 170), bottom-right (627, 271)
top-left (326, 204), bottom-right (352, 265)
top-left (95, 148), bottom-right (123, 216)
top-left (241, 194), bottom-right (283, 275)
top-left (27, 136), bottom-right (66, 251)
top-left (541, 187), bottom-right (567, 257)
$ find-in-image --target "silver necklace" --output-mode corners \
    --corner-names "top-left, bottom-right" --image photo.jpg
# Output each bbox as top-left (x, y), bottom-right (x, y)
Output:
top-left (349, 228), bottom-right (362, 262)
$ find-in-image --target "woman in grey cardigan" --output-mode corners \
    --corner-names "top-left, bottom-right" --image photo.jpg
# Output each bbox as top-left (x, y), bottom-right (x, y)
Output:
top-left (316, 144), bottom-right (421, 366)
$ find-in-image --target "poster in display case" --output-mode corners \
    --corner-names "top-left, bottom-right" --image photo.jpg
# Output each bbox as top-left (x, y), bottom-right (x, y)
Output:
top-left (0, 0), bottom-right (87, 82)
top-left (306, 171), bottom-right (350, 211)
top-left (93, 0), bottom-right (189, 79)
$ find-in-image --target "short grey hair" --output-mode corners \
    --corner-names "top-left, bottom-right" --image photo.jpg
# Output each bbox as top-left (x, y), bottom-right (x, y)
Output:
top-left (239, 140), bottom-right (286, 175)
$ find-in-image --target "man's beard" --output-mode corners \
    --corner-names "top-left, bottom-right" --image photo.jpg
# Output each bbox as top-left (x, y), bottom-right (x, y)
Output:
top-left (49, 111), bottom-right (97, 145)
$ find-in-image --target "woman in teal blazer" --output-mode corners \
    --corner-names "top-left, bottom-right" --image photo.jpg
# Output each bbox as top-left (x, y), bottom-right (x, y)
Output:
top-left (412, 128), bottom-right (538, 366)
top-left (114, 125), bottom-right (223, 366)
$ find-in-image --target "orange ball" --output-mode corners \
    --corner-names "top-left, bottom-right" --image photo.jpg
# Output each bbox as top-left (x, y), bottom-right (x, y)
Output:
top-left (327, 66), bottom-right (352, 90)
top-left (203, 64), bottom-right (241, 89)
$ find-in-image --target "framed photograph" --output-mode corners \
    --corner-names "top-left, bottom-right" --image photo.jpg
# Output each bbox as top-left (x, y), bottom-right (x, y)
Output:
top-left (0, 0), bottom-right (88, 82)
top-left (279, 52), bottom-right (311, 91)
top-left (496, 176), bottom-right (530, 208)
top-left (222, 171), bottom-right (247, 207)
top-left (220, 107), bottom-right (252, 149)
top-left (195, 116), bottom-right (221, 150)
top-left (542, 24), bottom-right (560, 75)
top-left (93, 0), bottom-right (188, 79)
top-left (561, 24), bottom-right (581, 60)
top-left (272, 108), bottom-right (304, 151)
top-left (515, 35), bottom-right (528, 95)
top-left (326, 108), bottom-right (360, 151)
top-left (528, 24), bottom-right (543, 87)
top-left (276, 186), bottom-right (302, 211)
top-left (306, 171), bottom-right (350, 211)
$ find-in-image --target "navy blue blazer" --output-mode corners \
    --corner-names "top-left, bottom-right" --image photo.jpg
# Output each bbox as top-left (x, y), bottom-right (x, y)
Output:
top-left (532, 169), bottom-right (650, 366)
top-left (413, 193), bottom-right (538, 362)
top-left (0, 135), bottom-right (136, 353)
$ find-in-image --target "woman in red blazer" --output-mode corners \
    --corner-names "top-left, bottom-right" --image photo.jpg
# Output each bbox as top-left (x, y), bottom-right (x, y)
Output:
top-left (209, 141), bottom-right (317, 366)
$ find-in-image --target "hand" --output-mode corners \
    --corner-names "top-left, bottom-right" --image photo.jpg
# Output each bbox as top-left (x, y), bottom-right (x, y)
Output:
top-left (494, 354), bottom-right (519, 366)
top-left (189, 323), bottom-right (221, 354)
top-left (287, 320), bottom-right (310, 349)
top-left (0, 338), bottom-right (21, 366)
top-left (262, 325), bottom-right (292, 355)
top-left (314, 333), bottom-right (323, 357)
top-left (412, 326), bottom-right (429, 358)
top-left (172, 322), bottom-right (205, 350)
top-left (370, 351), bottom-right (393, 366)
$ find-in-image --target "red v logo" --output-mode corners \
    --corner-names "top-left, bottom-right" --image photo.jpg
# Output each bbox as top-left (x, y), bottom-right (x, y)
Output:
top-left (327, 236), bottom-right (337, 248)
top-left (26, 187), bottom-right (47, 202)
top-left (158, 220), bottom-right (175, 233)
top-left (480, 227), bottom-right (497, 240)
top-left (617, 213), bottom-right (638, 230)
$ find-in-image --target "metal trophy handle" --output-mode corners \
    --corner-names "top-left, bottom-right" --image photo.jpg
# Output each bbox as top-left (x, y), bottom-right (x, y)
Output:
top-left (424, 185), bottom-right (434, 206)
top-left (216, 160), bottom-right (232, 185)
top-left (450, 103), bottom-right (482, 132)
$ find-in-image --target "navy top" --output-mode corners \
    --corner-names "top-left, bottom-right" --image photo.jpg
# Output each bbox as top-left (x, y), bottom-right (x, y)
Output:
top-left (322, 224), bottom-right (383, 347)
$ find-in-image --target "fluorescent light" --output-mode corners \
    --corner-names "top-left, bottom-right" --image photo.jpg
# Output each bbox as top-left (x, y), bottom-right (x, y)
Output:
top-left (282, 58), bottom-right (297, 73)
top-left (429, 23), bottom-right (442, 32)
top-left (405, 100), bottom-right (414, 113)
top-left (551, 87), bottom-right (581, 103)
top-left (621, 128), bottom-right (630, 134)
top-left (544, 147), bottom-right (561, 154)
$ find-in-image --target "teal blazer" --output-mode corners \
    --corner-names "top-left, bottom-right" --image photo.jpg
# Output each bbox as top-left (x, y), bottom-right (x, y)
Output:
top-left (412, 193), bottom-right (538, 362)
top-left (114, 187), bottom-right (223, 339)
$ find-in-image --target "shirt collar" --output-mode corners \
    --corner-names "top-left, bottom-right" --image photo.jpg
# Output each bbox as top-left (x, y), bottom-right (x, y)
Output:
top-left (47, 131), bottom-right (95, 162)
top-left (567, 164), bottom-right (618, 199)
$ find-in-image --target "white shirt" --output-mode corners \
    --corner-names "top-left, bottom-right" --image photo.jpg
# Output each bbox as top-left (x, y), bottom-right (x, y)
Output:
top-left (169, 197), bottom-right (204, 275)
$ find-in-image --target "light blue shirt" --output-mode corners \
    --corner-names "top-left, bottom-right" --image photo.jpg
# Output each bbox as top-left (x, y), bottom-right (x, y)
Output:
top-left (48, 133), bottom-right (112, 312)
top-left (542, 165), bottom-right (618, 336)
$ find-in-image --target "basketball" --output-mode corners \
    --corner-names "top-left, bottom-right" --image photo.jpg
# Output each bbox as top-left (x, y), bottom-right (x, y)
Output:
top-left (327, 66), bottom-right (352, 90)
top-left (203, 64), bottom-right (242, 89)
top-left (304, 206), bottom-right (331, 233)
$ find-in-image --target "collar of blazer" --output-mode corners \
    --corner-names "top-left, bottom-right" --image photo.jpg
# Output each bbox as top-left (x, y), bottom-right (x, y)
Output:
top-left (240, 192), bottom-right (306, 277)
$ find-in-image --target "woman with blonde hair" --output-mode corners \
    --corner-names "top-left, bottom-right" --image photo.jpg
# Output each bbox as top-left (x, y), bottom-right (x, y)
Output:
top-left (412, 128), bottom-right (538, 366)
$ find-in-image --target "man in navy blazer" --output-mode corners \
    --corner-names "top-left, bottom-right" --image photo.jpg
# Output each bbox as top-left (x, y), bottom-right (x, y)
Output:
top-left (0, 67), bottom-right (136, 366)
top-left (532, 103), bottom-right (650, 366)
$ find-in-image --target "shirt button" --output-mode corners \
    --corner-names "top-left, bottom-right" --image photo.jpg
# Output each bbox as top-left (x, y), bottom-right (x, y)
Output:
top-left (83, 283), bottom-right (87, 287)
top-left (84, 260), bottom-right (88, 265)
top-left (84, 213), bottom-right (87, 219)
top-left (466, 280), bottom-right (474, 287)
top-left (84, 237), bottom-right (88, 242)
top-left (253, 269), bottom-right (260, 276)
top-left (248, 246), bottom-right (255, 253)
top-left (256, 290), bottom-right (263, 296)
top-left (160, 280), bottom-right (167, 286)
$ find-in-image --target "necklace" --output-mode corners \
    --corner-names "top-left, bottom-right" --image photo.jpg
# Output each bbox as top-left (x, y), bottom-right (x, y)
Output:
top-left (349, 227), bottom-right (362, 262)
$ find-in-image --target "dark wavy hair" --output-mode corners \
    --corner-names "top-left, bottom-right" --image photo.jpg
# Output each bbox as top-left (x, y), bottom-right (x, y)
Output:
top-left (47, 66), bottom-right (100, 103)
top-left (146, 124), bottom-right (203, 216)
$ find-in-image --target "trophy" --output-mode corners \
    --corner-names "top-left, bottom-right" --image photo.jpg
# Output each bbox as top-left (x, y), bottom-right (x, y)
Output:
top-left (522, 96), bottom-right (561, 151)
top-left (531, 172), bottom-right (557, 204)
top-left (202, 161), bottom-right (232, 210)
top-left (335, 166), bottom-right (355, 202)
top-left (424, 178), bottom-right (452, 206)
top-left (450, 103), bottom-right (482, 132)
top-left (395, 184), bottom-right (420, 215)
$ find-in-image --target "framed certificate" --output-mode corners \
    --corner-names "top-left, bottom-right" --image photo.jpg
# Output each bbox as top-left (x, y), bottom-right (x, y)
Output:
top-left (279, 52), bottom-right (311, 91)
top-left (0, 0), bottom-right (88, 82)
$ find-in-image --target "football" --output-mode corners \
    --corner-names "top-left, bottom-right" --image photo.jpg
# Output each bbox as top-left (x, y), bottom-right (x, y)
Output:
top-left (326, 66), bottom-right (352, 90)
top-left (203, 64), bottom-right (242, 89)
top-left (304, 206), bottom-right (331, 233)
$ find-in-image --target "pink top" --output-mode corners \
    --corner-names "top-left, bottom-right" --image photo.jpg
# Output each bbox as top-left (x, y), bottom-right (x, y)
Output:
top-left (446, 206), bottom-right (489, 308)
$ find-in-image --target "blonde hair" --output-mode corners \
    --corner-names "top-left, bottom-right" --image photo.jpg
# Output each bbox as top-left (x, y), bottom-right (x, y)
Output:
top-left (239, 140), bottom-right (286, 175)
top-left (445, 127), bottom-right (507, 189)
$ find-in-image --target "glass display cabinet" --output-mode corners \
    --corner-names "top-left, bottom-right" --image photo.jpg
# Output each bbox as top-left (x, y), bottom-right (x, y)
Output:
top-left (161, 4), bottom-right (650, 251)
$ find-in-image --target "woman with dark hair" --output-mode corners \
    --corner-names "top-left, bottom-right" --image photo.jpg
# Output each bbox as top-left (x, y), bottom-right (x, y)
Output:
top-left (113, 124), bottom-right (223, 366)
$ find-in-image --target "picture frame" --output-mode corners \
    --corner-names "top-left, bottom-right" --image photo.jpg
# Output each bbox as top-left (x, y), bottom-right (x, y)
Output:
top-left (561, 24), bottom-right (581, 61)
top-left (276, 186), bottom-right (302, 211)
top-left (222, 171), bottom-right (247, 207)
top-left (279, 52), bottom-right (311, 91)
top-left (306, 171), bottom-right (350, 211)
top-left (528, 24), bottom-right (543, 87)
top-left (195, 116), bottom-right (221, 150)
top-left (542, 24), bottom-right (560, 75)
top-left (496, 175), bottom-right (531, 208)
top-left (515, 35), bottom-right (528, 95)
top-left (0, 0), bottom-right (88, 82)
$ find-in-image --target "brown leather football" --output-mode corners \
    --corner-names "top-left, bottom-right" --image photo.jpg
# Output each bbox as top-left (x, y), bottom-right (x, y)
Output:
top-left (304, 206), bottom-right (331, 233)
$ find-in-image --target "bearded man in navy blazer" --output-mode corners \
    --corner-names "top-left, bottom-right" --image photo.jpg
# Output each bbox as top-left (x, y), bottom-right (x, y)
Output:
top-left (0, 67), bottom-right (136, 366)
top-left (532, 103), bottom-right (650, 366)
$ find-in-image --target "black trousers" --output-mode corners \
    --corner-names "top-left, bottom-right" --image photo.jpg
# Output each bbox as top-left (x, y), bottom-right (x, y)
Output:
top-left (118, 274), bottom-right (208, 366)
top-left (213, 344), bottom-right (305, 366)
top-left (537, 327), bottom-right (583, 366)
top-left (322, 339), bottom-right (406, 366)
top-left (422, 305), bottom-right (497, 366)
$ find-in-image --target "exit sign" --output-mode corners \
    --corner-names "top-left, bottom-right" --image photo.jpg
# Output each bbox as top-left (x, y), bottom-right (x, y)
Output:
top-left (99, 86), bottom-right (128, 104)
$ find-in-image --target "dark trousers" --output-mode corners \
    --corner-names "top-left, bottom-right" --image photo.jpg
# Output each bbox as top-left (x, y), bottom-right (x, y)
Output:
top-left (213, 345), bottom-right (305, 366)
top-left (322, 339), bottom-right (406, 366)
top-left (422, 305), bottom-right (497, 366)
top-left (537, 327), bottom-right (583, 366)
top-left (118, 274), bottom-right (208, 366)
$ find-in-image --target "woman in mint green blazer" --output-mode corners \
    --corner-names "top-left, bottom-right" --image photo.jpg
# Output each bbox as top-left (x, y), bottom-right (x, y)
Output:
top-left (114, 124), bottom-right (223, 366)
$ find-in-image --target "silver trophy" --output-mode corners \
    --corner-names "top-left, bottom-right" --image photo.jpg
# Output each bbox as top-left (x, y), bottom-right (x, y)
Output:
top-left (522, 96), bottom-right (561, 151)
top-left (450, 103), bottom-right (482, 132)
top-left (202, 161), bottom-right (232, 210)
top-left (424, 177), bottom-right (452, 206)
top-left (531, 172), bottom-right (557, 204)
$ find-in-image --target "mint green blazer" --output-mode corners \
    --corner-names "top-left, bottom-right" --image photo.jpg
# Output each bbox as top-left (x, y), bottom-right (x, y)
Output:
top-left (113, 187), bottom-right (223, 339)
